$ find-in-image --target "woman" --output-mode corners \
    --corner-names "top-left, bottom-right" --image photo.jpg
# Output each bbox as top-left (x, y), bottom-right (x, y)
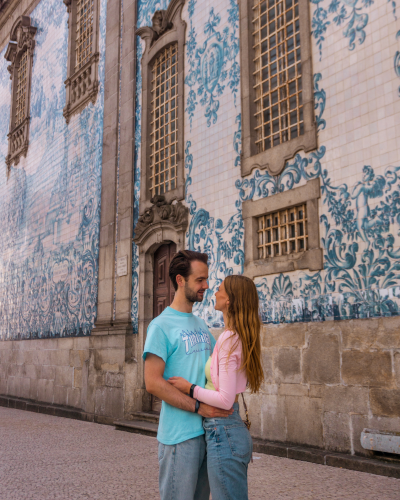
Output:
top-left (169, 275), bottom-right (264, 500)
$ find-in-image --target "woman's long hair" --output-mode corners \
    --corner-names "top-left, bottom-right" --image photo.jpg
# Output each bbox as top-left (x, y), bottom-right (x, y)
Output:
top-left (224, 275), bottom-right (264, 393)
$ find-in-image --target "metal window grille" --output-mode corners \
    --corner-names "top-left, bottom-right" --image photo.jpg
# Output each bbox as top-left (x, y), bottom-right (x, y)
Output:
top-left (75, 0), bottom-right (94, 71)
top-left (253, 0), bottom-right (303, 153)
top-left (15, 50), bottom-right (28, 127)
top-left (150, 44), bottom-right (178, 197)
top-left (257, 204), bottom-right (307, 258)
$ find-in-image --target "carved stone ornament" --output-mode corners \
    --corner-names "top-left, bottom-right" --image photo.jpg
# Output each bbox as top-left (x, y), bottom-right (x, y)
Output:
top-left (5, 16), bottom-right (37, 172)
top-left (133, 195), bottom-right (189, 243)
top-left (63, 0), bottom-right (100, 124)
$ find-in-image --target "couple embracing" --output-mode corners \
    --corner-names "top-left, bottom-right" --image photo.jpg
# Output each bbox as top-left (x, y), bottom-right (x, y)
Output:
top-left (144, 250), bottom-right (264, 500)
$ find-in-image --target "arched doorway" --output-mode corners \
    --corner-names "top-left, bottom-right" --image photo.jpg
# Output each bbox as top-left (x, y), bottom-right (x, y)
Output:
top-left (151, 241), bottom-right (176, 412)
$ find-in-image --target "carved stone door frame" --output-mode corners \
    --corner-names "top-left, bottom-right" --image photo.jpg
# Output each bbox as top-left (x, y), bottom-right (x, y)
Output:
top-left (132, 195), bottom-right (188, 412)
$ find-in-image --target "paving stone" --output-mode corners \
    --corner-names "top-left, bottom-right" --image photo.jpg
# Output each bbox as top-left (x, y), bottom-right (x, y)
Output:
top-left (0, 407), bottom-right (399, 499)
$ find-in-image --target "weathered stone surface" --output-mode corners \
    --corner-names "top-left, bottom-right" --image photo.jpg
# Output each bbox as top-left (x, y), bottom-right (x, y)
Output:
top-left (94, 349), bottom-right (124, 371)
top-left (261, 349), bottom-right (274, 386)
top-left (55, 366), bottom-right (73, 387)
top-left (74, 369), bottom-right (83, 389)
top-left (395, 352), bottom-right (400, 388)
top-left (309, 385), bottom-right (324, 398)
top-left (286, 396), bottom-right (323, 447)
top-left (303, 334), bottom-right (340, 384)
top-left (49, 350), bottom-right (70, 366)
top-left (260, 395), bottom-right (286, 442)
top-left (278, 384), bottom-right (308, 397)
top-left (262, 323), bottom-right (306, 348)
top-left (67, 387), bottom-right (82, 408)
top-left (57, 338), bottom-right (74, 350)
top-left (341, 319), bottom-right (379, 349)
top-left (69, 350), bottom-right (88, 368)
top-left (94, 386), bottom-right (124, 419)
top-left (40, 366), bottom-right (55, 380)
top-left (323, 412), bottom-right (351, 453)
top-left (323, 386), bottom-right (369, 414)
top-left (29, 378), bottom-right (38, 400)
top-left (105, 372), bottom-right (124, 388)
top-left (342, 351), bottom-right (392, 387)
top-left (53, 385), bottom-right (68, 405)
top-left (350, 414), bottom-right (373, 457)
top-left (370, 389), bottom-right (400, 418)
top-left (274, 348), bottom-right (301, 384)
top-left (37, 379), bottom-right (54, 404)
top-left (376, 317), bottom-right (400, 349)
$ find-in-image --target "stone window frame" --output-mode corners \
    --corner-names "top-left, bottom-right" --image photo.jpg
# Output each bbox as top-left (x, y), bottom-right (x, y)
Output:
top-left (242, 177), bottom-right (323, 278)
top-left (63, 0), bottom-right (100, 124)
top-left (239, 0), bottom-right (317, 177)
top-left (5, 16), bottom-right (37, 172)
top-left (136, 0), bottom-right (186, 213)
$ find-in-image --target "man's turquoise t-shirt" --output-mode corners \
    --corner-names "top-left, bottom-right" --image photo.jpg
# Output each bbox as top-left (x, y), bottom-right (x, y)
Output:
top-left (143, 306), bottom-right (216, 445)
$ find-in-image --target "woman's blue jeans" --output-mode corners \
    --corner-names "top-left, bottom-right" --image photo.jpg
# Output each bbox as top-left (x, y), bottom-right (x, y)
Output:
top-left (203, 402), bottom-right (253, 500)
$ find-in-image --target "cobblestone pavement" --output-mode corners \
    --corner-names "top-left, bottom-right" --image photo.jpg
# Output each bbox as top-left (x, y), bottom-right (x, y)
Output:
top-left (1, 408), bottom-right (399, 500)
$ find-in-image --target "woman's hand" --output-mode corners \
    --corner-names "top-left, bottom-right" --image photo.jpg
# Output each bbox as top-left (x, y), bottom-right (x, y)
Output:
top-left (168, 377), bottom-right (192, 395)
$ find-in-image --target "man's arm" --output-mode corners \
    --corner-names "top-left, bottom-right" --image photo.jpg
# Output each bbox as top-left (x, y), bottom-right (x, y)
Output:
top-left (145, 353), bottom-right (233, 418)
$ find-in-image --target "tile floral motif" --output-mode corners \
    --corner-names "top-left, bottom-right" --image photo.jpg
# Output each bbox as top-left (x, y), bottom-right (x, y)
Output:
top-left (185, 139), bottom-right (244, 327)
top-left (185, 1), bottom-right (240, 128)
top-left (395, 30), bottom-right (400, 97)
top-left (255, 161), bottom-right (400, 323)
top-left (314, 73), bottom-right (326, 131)
top-left (310, 0), bottom-right (386, 60)
top-left (0, 0), bottom-right (107, 340)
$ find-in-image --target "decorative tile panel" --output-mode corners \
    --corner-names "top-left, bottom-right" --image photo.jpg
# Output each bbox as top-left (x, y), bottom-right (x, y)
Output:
top-left (0, 0), bottom-right (107, 340)
top-left (131, 0), bottom-right (400, 328)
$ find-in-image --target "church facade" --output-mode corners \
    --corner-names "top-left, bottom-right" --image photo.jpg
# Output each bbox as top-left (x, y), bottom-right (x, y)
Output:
top-left (0, 0), bottom-right (399, 455)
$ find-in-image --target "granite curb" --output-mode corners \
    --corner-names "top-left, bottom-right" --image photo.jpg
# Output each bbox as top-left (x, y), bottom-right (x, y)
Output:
top-left (252, 439), bottom-right (400, 479)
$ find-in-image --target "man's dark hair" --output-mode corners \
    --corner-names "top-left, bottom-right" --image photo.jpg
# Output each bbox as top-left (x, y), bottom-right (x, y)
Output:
top-left (169, 250), bottom-right (208, 291)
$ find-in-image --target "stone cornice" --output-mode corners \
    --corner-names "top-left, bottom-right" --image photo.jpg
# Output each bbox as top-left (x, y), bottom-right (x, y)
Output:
top-left (0, 0), bottom-right (41, 53)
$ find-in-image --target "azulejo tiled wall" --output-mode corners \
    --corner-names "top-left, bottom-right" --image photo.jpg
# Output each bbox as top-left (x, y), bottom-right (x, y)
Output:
top-left (0, 0), bottom-right (107, 340)
top-left (132, 0), bottom-right (400, 328)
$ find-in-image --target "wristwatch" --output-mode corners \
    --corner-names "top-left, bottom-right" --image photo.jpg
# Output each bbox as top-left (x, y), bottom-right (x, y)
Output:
top-left (194, 399), bottom-right (200, 413)
top-left (190, 384), bottom-right (197, 399)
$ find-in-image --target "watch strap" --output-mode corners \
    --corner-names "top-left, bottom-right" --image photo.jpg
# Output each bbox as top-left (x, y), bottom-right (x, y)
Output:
top-left (190, 384), bottom-right (197, 399)
top-left (194, 399), bottom-right (200, 413)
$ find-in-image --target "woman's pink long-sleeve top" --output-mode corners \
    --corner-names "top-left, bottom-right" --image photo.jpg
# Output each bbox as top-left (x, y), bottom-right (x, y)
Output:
top-left (193, 329), bottom-right (247, 410)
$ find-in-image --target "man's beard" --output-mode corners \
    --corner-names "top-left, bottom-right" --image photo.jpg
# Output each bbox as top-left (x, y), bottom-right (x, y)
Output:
top-left (184, 281), bottom-right (204, 303)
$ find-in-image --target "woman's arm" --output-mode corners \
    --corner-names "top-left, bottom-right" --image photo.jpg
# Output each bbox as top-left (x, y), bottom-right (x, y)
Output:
top-left (193, 336), bottom-right (240, 410)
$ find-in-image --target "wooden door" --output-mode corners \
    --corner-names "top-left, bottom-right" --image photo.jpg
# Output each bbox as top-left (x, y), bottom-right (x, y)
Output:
top-left (151, 242), bottom-right (176, 412)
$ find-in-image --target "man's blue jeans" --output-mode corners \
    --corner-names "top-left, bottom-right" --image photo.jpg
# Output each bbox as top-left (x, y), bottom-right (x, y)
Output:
top-left (203, 402), bottom-right (253, 500)
top-left (158, 434), bottom-right (210, 500)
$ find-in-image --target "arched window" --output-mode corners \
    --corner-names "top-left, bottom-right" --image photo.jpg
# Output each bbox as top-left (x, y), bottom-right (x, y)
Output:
top-left (5, 16), bottom-right (37, 172)
top-left (63, 0), bottom-right (100, 123)
top-left (137, 0), bottom-right (186, 212)
top-left (239, 0), bottom-right (317, 177)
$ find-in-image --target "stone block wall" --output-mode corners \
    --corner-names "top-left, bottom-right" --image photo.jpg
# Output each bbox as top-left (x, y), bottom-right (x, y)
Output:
top-left (0, 333), bottom-right (128, 422)
top-left (0, 338), bottom-right (89, 408)
top-left (242, 317), bottom-right (400, 456)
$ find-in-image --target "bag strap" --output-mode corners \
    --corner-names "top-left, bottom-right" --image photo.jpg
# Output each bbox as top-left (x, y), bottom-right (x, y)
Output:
top-left (241, 393), bottom-right (251, 431)
top-left (241, 393), bottom-right (248, 412)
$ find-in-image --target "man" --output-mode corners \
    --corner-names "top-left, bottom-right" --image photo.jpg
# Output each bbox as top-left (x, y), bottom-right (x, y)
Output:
top-left (143, 250), bottom-right (232, 500)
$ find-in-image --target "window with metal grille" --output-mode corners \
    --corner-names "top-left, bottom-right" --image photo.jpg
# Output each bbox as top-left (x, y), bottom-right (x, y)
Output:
top-left (253, 0), bottom-right (303, 153)
top-left (15, 50), bottom-right (28, 127)
top-left (150, 44), bottom-right (178, 197)
top-left (75, 0), bottom-right (94, 71)
top-left (257, 204), bottom-right (307, 258)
